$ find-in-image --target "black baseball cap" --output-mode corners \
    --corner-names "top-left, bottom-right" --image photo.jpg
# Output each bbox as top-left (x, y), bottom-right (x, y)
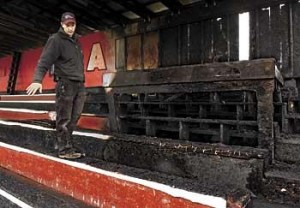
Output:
top-left (61, 12), bottom-right (76, 24)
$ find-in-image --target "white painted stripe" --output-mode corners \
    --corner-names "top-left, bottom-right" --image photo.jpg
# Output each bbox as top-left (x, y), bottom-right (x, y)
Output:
top-left (0, 120), bottom-right (111, 140)
top-left (0, 120), bottom-right (54, 131)
top-left (0, 108), bottom-right (100, 117)
top-left (0, 101), bottom-right (55, 103)
top-left (0, 189), bottom-right (33, 208)
top-left (0, 94), bottom-right (55, 97)
top-left (0, 141), bottom-right (226, 208)
top-left (73, 131), bottom-right (111, 140)
top-left (0, 108), bottom-right (49, 114)
top-left (81, 113), bottom-right (99, 117)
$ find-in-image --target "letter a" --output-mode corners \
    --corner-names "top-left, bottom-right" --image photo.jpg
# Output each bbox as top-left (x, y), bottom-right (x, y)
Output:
top-left (87, 43), bottom-right (106, 71)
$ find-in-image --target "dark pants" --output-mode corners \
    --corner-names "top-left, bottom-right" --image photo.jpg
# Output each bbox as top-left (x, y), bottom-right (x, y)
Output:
top-left (55, 79), bottom-right (86, 151)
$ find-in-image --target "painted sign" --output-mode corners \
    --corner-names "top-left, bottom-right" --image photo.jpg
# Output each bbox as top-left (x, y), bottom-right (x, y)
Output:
top-left (0, 31), bottom-right (114, 92)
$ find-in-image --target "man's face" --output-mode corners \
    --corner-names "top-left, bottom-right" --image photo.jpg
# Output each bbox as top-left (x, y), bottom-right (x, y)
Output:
top-left (61, 22), bottom-right (76, 37)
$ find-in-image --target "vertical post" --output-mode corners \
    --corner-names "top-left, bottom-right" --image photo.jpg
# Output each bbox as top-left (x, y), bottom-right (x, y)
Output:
top-left (281, 103), bottom-right (289, 133)
top-left (168, 104), bottom-right (176, 127)
top-left (146, 119), bottom-right (156, 137)
top-left (199, 104), bottom-right (206, 128)
top-left (210, 92), bottom-right (220, 113)
top-left (179, 121), bottom-right (189, 140)
top-left (7, 52), bottom-right (21, 95)
top-left (289, 3), bottom-right (294, 77)
top-left (256, 80), bottom-right (275, 162)
top-left (107, 92), bottom-right (128, 133)
top-left (236, 104), bottom-right (243, 133)
top-left (220, 124), bottom-right (230, 145)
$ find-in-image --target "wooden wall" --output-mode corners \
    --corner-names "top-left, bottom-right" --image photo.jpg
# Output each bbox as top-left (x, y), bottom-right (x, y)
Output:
top-left (250, 2), bottom-right (296, 78)
top-left (117, 0), bottom-right (300, 80)
top-left (116, 14), bottom-right (239, 70)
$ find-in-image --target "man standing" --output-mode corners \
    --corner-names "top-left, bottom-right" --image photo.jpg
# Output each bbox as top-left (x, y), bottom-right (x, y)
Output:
top-left (27, 12), bottom-right (86, 159)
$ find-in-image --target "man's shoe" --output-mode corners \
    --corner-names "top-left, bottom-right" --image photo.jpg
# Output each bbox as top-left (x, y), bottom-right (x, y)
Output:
top-left (58, 148), bottom-right (85, 159)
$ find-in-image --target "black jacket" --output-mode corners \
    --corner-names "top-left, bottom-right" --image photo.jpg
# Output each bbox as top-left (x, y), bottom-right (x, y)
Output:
top-left (33, 27), bottom-right (84, 83)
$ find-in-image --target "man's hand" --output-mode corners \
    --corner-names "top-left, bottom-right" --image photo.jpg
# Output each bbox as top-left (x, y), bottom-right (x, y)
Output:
top-left (26, 83), bottom-right (43, 95)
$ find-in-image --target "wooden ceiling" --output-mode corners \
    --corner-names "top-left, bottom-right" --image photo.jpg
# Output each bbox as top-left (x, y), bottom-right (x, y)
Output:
top-left (0, 0), bottom-right (211, 57)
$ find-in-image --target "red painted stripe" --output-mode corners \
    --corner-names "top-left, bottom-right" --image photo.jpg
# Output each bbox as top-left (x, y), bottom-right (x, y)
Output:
top-left (78, 116), bottom-right (108, 131)
top-left (0, 95), bottom-right (55, 101)
top-left (0, 110), bottom-right (107, 131)
top-left (0, 110), bottom-right (49, 120)
top-left (0, 145), bottom-right (213, 208)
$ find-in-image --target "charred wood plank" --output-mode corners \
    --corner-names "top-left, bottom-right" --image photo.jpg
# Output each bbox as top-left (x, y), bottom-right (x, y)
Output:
top-left (143, 31), bottom-right (159, 69)
top-left (108, 72), bottom-right (276, 159)
top-left (137, 0), bottom-right (298, 32)
top-left (292, 1), bottom-right (300, 77)
top-left (213, 16), bottom-right (229, 62)
top-left (187, 22), bottom-right (203, 64)
top-left (270, 4), bottom-right (290, 76)
top-left (228, 14), bottom-right (239, 61)
top-left (203, 19), bottom-right (213, 63)
top-left (120, 115), bottom-right (258, 126)
top-left (160, 27), bottom-right (179, 67)
top-left (258, 6), bottom-right (272, 59)
top-left (104, 59), bottom-right (278, 87)
top-left (126, 35), bottom-right (142, 70)
top-left (108, 121), bottom-right (259, 139)
top-left (118, 101), bottom-right (257, 106)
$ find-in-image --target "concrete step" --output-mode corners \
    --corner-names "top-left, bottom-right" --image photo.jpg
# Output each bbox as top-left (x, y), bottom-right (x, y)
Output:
top-left (0, 120), bottom-right (264, 207)
top-left (0, 167), bottom-right (90, 208)
top-left (0, 120), bottom-right (269, 197)
top-left (0, 140), bottom-right (228, 208)
top-left (275, 134), bottom-right (300, 163)
top-left (261, 162), bottom-right (300, 206)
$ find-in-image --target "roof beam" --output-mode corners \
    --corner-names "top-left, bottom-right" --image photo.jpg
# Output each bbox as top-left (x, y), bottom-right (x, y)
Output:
top-left (0, 24), bottom-right (45, 42)
top-left (0, 49), bottom-right (13, 55)
top-left (64, 0), bottom-right (109, 29)
top-left (0, 10), bottom-right (35, 28)
top-left (114, 0), bottom-right (154, 21)
top-left (26, 0), bottom-right (102, 32)
top-left (160, 0), bottom-right (183, 13)
top-left (0, 19), bottom-right (48, 40)
top-left (0, 9), bottom-right (51, 37)
top-left (89, 0), bottom-right (129, 27)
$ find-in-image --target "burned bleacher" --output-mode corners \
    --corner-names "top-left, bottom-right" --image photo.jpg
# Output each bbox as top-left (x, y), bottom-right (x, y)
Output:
top-left (0, 0), bottom-right (299, 207)
top-left (105, 59), bottom-right (281, 158)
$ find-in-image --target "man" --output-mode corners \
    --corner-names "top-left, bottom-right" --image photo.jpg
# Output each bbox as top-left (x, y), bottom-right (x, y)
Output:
top-left (26, 12), bottom-right (86, 159)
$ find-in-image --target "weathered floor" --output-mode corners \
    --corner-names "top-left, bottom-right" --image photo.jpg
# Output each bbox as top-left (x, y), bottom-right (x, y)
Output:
top-left (0, 196), bottom-right (19, 208)
top-left (0, 167), bottom-right (91, 208)
top-left (253, 197), bottom-right (299, 208)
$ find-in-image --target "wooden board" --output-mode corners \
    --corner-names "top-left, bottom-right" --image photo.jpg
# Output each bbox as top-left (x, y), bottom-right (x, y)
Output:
top-left (104, 59), bottom-right (277, 87)
top-left (160, 27), bottom-right (179, 66)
